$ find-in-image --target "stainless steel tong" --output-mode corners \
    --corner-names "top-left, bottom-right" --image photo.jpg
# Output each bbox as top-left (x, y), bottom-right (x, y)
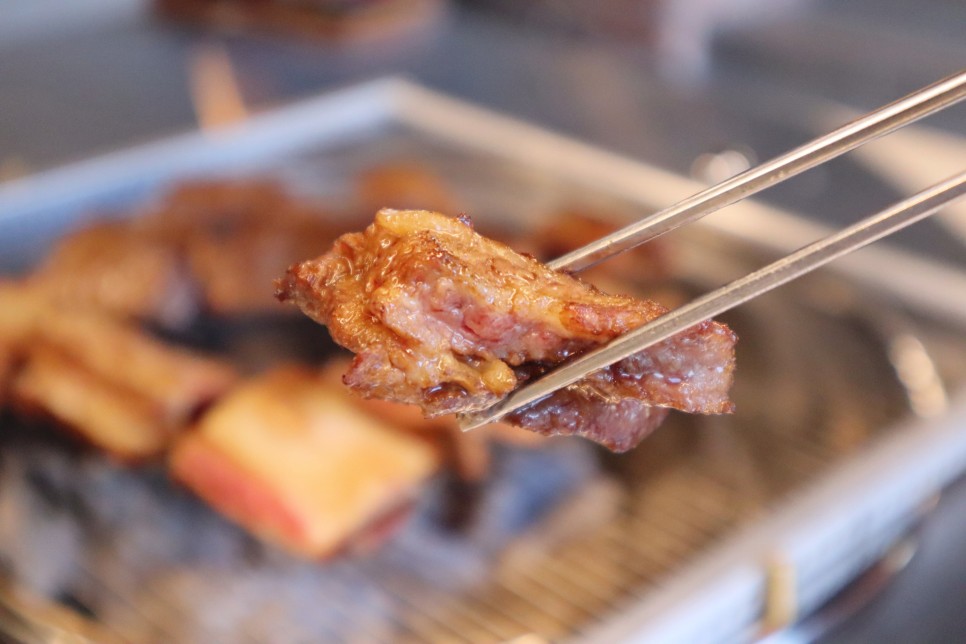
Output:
top-left (459, 69), bottom-right (966, 431)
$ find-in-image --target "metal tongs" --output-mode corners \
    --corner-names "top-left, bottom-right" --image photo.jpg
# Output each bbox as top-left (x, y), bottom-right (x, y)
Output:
top-left (459, 69), bottom-right (966, 431)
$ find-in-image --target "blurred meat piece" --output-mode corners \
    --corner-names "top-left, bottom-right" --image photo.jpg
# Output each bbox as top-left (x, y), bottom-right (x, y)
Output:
top-left (516, 209), bottom-right (671, 287)
top-left (184, 217), bottom-right (337, 315)
top-left (21, 179), bottom-right (338, 321)
top-left (29, 220), bottom-right (200, 329)
top-left (0, 281), bottom-right (51, 402)
top-left (141, 179), bottom-right (295, 237)
top-left (12, 346), bottom-right (174, 460)
top-left (0, 281), bottom-right (43, 348)
top-left (0, 344), bottom-right (13, 408)
top-left (320, 358), bottom-right (545, 483)
top-left (156, 0), bottom-right (446, 43)
top-left (357, 164), bottom-right (460, 215)
top-left (8, 305), bottom-right (237, 461)
top-left (142, 179), bottom-right (338, 315)
top-left (276, 209), bottom-right (736, 451)
top-left (514, 209), bottom-right (691, 312)
top-left (170, 366), bottom-right (440, 558)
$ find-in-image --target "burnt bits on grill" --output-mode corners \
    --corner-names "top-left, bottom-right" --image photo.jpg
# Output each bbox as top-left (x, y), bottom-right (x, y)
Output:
top-left (276, 209), bottom-right (737, 452)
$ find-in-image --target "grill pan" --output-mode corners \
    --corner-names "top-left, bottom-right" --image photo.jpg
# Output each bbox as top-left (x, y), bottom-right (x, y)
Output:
top-left (1, 79), bottom-right (965, 643)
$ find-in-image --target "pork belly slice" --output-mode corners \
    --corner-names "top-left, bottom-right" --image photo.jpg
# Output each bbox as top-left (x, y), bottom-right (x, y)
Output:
top-left (30, 312), bottom-right (237, 428)
top-left (6, 304), bottom-right (237, 460)
top-left (276, 209), bottom-right (736, 451)
top-left (11, 346), bottom-right (172, 460)
top-left (170, 366), bottom-right (441, 558)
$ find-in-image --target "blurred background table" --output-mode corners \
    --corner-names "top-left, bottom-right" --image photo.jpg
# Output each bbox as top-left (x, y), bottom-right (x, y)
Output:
top-left (1, 1), bottom-right (964, 640)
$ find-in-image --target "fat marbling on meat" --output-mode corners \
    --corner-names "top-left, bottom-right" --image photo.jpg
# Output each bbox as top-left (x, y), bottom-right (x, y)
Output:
top-left (276, 209), bottom-right (736, 452)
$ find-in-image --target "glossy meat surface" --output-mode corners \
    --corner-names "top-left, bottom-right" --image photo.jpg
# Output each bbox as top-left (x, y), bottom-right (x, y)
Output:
top-left (277, 209), bottom-right (736, 451)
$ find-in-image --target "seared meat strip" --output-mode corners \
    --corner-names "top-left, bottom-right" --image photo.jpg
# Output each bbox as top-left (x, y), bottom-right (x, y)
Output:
top-left (277, 209), bottom-right (736, 451)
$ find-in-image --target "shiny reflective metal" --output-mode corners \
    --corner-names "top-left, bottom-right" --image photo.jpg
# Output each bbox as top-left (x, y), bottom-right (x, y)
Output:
top-left (548, 69), bottom-right (966, 273)
top-left (459, 170), bottom-right (966, 430)
top-left (459, 69), bottom-right (966, 431)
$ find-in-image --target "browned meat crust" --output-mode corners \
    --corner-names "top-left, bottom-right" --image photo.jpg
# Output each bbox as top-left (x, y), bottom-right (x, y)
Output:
top-left (276, 209), bottom-right (736, 451)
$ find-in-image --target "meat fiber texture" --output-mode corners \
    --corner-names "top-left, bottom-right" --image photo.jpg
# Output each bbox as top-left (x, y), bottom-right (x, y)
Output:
top-left (277, 209), bottom-right (736, 452)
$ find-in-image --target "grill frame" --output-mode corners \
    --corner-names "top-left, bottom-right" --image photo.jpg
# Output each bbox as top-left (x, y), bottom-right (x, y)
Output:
top-left (1, 78), bottom-right (965, 643)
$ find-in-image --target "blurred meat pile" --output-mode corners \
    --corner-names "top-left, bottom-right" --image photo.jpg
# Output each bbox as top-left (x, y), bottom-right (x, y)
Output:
top-left (0, 165), bottom-right (617, 560)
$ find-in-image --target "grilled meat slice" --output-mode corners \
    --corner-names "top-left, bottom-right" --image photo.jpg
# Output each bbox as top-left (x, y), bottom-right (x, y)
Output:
top-left (170, 366), bottom-right (440, 558)
top-left (276, 209), bottom-right (736, 451)
top-left (11, 345), bottom-right (173, 459)
top-left (5, 295), bottom-right (237, 461)
top-left (141, 179), bottom-right (339, 315)
top-left (357, 163), bottom-right (460, 215)
top-left (29, 220), bottom-right (201, 329)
